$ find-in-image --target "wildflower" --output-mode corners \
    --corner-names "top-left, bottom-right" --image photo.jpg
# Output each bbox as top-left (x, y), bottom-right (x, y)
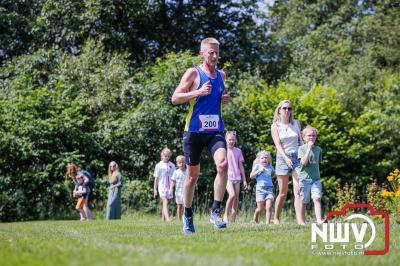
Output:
top-left (381, 190), bottom-right (394, 198)
top-left (381, 169), bottom-right (400, 219)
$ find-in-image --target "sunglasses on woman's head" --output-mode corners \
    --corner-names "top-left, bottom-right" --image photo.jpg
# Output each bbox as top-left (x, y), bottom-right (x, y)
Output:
top-left (281, 107), bottom-right (292, 111)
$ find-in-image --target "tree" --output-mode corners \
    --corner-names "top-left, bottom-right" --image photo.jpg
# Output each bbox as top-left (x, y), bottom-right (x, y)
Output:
top-left (267, 0), bottom-right (400, 111)
top-left (0, 40), bottom-right (134, 221)
top-left (2, 0), bottom-right (270, 73)
top-left (0, 0), bottom-right (43, 61)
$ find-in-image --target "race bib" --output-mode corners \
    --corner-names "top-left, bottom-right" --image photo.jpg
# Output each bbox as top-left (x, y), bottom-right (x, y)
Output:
top-left (199, 115), bottom-right (219, 131)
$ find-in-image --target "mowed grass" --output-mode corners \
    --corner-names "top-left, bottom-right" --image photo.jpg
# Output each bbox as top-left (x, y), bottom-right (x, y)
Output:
top-left (0, 213), bottom-right (399, 266)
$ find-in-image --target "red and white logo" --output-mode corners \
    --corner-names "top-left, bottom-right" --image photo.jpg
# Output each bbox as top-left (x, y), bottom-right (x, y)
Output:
top-left (311, 203), bottom-right (390, 256)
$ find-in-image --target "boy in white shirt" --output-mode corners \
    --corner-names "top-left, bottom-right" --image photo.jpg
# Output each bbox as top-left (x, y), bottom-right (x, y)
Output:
top-left (154, 148), bottom-right (176, 222)
top-left (169, 155), bottom-right (187, 221)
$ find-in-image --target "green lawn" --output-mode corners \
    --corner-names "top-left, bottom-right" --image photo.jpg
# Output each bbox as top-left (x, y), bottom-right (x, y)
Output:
top-left (0, 213), bottom-right (398, 266)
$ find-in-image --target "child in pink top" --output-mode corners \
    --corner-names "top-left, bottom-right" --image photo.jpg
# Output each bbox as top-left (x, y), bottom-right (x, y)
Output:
top-left (223, 131), bottom-right (248, 223)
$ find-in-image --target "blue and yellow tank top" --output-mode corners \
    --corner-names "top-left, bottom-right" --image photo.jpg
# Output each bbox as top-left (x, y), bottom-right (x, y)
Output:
top-left (184, 66), bottom-right (225, 133)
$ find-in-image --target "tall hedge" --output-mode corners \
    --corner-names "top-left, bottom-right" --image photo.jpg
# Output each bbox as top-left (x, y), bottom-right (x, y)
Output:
top-left (1, 44), bottom-right (399, 221)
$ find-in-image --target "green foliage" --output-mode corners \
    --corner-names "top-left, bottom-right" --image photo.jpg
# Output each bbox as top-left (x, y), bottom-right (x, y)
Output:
top-left (333, 183), bottom-right (358, 211)
top-left (226, 80), bottom-right (348, 207)
top-left (269, 0), bottom-right (400, 112)
top-left (1, 43), bottom-right (400, 221)
top-left (1, 0), bottom-right (268, 71)
top-left (347, 73), bottom-right (400, 184)
top-left (367, 180), bottom-right (389, 212)
top-left (0, 0), bottom-right (44, 60)
top-left (122, 179), bottom-right (156, 213)
top-left (0, 40), bottom-right (133, 221)
top-left (0, 43), bottom-right (209, 221)
top-left (227, 71), bottom-right (400, 207)
top-left (1, 0), bottom-right (400, 221)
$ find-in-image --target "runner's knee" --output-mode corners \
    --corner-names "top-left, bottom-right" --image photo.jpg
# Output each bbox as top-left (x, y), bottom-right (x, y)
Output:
top-left (217, 159), bottom-right (228, 173)
top-left (186, 175), bottom-right (198, 186)
top-left (278, 192), bottom-right (287, 199)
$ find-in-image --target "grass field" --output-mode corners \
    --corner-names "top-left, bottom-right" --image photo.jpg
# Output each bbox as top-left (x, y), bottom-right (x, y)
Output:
top-left (0, 213), bottom-right (398, 266)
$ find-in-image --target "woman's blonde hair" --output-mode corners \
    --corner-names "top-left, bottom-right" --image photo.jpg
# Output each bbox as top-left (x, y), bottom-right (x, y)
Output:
top-left (252, 150), bottom-right (272, 168)
top-left (108, 161), bottom-right (120, 180)
top-left (272, 100), bottom-right (295, 125)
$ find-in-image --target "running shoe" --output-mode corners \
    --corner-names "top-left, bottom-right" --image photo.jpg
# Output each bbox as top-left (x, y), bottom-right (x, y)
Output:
top-left (210, 209), bottom-right (227, 228)
top-left (183, 214), bottom-right (196, 234)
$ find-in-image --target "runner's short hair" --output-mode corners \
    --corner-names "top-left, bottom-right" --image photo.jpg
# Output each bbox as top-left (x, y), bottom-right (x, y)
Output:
top-left (200, 37), bottom-right (220, 51)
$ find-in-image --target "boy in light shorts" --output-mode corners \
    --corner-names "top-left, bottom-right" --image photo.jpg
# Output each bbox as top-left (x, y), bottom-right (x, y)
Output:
top-left (169, 155), bottom-right (187, 221)
top-left (298, 126), bottom-right (323, 224)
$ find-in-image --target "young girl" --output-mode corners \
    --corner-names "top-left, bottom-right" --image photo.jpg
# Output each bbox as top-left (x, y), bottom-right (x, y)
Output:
top-left (73, 174), bottom-right (88, 221)
top-left (223, 131), bottom-right (247, 223)
top-left (250, 151), bottom-right (275, 224)
top-left (298, 126), bottom-right (323, 224)
top-left (169, 155), bottom-right (187, 221)
top-left (153, 148), bottom-right (176, 222)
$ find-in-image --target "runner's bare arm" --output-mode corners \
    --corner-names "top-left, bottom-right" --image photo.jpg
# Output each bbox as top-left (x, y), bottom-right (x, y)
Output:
top-left (220, 70), bottom-right (226, 80)
top-left (171, 68), bottom-right (211, 105)
top-left (220, 70), bottom-right (230, 104)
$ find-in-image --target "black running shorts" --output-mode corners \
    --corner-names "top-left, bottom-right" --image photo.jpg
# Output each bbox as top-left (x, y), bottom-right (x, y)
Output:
top-left (183, 132), bottom-right (227, 166)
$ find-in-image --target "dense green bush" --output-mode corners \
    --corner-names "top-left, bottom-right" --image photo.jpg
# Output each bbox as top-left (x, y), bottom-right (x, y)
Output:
top-left (122, 179), bottom-right (156, 213)
top-left (225, 77), bottom-right (399, 208)
top-left (1, 46), bottom-right (399, 221)
top-left (0, 41), bottom-right (132, 221)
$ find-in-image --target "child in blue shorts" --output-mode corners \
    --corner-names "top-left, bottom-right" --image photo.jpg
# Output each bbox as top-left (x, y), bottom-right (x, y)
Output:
top-left (250, 150), bottom-right (275, 224)
top-left (298, 126), bottom-right (323, 224)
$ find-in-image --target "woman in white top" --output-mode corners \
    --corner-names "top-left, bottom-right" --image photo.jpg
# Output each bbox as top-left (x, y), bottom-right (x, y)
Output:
top-left (271, 100), bottom-right (303, 224)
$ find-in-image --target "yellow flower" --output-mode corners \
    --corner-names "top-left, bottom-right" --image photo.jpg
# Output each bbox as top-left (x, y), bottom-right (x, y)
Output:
top-left (396, 189), bottom-right (400, 198)
top-left (388, 174), bottom-right (394, 182)
top-left (381, 190), bottom-right (395, 198)
top-left (392, 169), bottom-right (400, 180)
